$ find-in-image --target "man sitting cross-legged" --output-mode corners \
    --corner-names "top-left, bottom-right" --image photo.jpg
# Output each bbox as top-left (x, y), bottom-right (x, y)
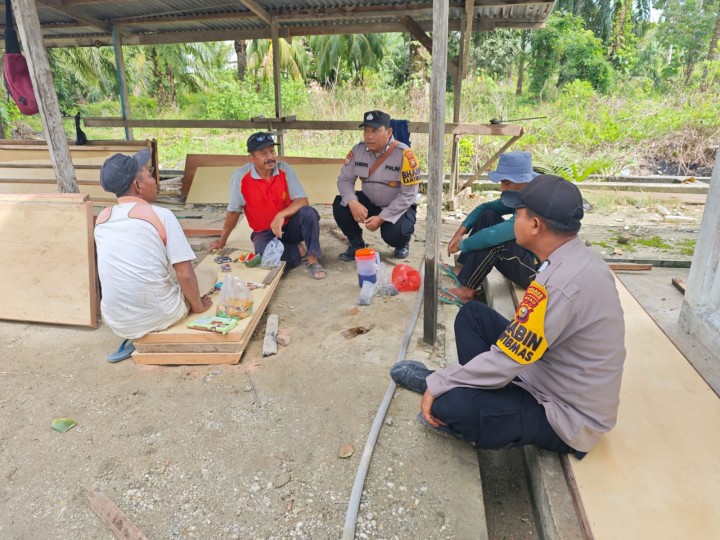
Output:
top-left (209, 132), bottom-right (327, 280)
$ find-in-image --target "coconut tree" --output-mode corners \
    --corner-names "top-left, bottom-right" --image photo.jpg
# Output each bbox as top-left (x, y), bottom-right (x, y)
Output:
top-left (308, 33), bottom-right (387, 86)
top-left (246, 38), bottom-right (309, 81)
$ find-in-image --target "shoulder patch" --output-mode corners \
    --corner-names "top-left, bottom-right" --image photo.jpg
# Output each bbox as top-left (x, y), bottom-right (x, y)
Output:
top-left (496, 282), bottom-right (549, 364)
top-left (345, 150), bottom-right (353, 166)
top-left (401, 150), bottom-right (420, 186)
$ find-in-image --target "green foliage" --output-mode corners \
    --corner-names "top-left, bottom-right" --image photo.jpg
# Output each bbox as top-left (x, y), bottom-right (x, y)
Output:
top-left (470, 29), bottom-right (521, 79)
top-left (530, 13), bottom-right (615, 97)
top-left (634, 235), bottom-right (672, 249)
top-left (202, 74), bottom-right (308, 120)
top-left (307, 34), bottom-right (388, 86)
top-left (657, 0), bottom-right (717, 82)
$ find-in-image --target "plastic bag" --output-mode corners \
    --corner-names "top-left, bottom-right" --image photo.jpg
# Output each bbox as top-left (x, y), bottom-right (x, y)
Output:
top-left (392, 264), bottom-right (421, 292)
top-left (216, 272), bottom-right (254, 319)
top-left (260, 238), bottom-right (284, 269)
top-left (374, 261), bottom-right (398, 297)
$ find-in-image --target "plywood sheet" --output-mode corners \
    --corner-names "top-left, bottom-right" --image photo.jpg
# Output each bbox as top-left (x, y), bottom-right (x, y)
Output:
top-left (133, 218), bottom-right (284, 364)
top-left (182, 154), bottom-right (344, 197)
top-left (0, 196), bottom-right (98, 326)
top-left (0, 182), bottom-right (115, 202)
top-left (569, 279), bottom-right (720, 538)
top-left (186, 163), bottom-right (348, 205)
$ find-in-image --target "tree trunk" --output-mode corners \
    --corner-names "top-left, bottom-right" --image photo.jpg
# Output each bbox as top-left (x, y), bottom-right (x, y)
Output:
top-left (235, 40), bottom-right (247, 80)
top-left (516, 31), bottom-right (528, 95)
top-left (708, 4), bottom-right (720, 62)
top-left (609, 0), bottom-right (628, 62)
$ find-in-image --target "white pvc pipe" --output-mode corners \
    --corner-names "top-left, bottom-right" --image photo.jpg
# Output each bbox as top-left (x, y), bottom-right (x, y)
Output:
top-left (342, 267), bottom-right (426, 539)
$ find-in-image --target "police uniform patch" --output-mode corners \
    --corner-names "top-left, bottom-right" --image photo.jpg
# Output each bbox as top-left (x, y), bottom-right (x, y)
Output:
top-left (401, 150), bottom-right (420, 186)
top-left (344, 150), bottom-right (353, 166)
top-left (496, 282), bottom-right (548, 364)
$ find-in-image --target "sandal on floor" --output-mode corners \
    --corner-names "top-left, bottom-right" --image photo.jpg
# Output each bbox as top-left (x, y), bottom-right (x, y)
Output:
top-left (107, 339), bottom-right (135, 363)
top-left (439, 263), bottom-right (461, 286)
top-left (305, 261), bottom-right (327, 280)
top-left (438, 287), bottom-right (463, 307)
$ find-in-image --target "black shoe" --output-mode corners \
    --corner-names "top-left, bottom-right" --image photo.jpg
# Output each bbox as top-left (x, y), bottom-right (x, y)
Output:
top-left (390, 360), bottom-right (433, 393)
top-left (338, 242), bottom-right (366, 262)
top-left (394, 244), bottom-right (409, 259)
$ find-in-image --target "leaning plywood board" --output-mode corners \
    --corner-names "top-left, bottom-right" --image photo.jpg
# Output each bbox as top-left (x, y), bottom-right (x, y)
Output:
top-left (0, 182), bottom-right (115, 202)
top-left (132, 218), bottom-right (284, 365)
top-left (182, 154), bottom-right (344, 197)
top-left (569, 278), bottom-right (720, 538)
top-left (186, 163), bottom-right (350, 205)
top-left (0, 193), bottom-right (98, 326)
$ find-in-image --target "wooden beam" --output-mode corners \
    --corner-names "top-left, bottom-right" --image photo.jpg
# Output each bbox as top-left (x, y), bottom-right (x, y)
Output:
top-left (271, 20), bottom-right (284, 155)
top-left (36, 0), bottom-right (111, 32)
top-left (424, 0), bottom-right (449, 345)
top-left (12, 0), bottom-right (78, 193)
top-left (83, 117), bottom-right (524, 137)
top-left (111, 26), bottom-right (133, 141)
top-left (671, 277), bottom-right (686, 294)
top-left (401, 15), bottom-right (459, 79)
top-left (238, 0), bottom-right (272, 26)
top-left (459, 131), bottom-right (524, 190)
top-left (461, 0), bottom-right (474, 78)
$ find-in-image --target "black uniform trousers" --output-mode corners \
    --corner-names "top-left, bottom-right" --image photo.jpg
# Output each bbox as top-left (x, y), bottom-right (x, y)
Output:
top-left (457, 209), bottom-right (539, 291)
top-left (332, 192), bottom-right (416, 249)
top-left (250, 206), bottom-right (321, 268)
top-left (431, 301), bottom-right (582, 456)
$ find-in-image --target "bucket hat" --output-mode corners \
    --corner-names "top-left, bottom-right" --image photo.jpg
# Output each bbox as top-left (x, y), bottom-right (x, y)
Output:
top-left (487, 151), bottom-right (539, 184)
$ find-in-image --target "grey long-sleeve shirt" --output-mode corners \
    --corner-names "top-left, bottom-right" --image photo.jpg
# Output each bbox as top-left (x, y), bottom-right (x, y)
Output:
top-left (337, 137), bottom-right (420, 224)
top-left (426, 236), bottom-right (626, 452)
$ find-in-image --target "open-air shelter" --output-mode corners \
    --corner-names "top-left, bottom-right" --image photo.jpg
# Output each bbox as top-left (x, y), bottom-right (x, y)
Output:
top-left (12, 0), bottom-right (720, 355)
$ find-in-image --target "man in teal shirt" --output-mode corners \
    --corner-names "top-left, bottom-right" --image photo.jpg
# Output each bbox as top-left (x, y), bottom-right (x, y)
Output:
top-left (439, 151), bottom-right (540, 305)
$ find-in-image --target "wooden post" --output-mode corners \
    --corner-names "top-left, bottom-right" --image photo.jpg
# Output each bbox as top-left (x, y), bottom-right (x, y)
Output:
top-left (112, 26), bottom-right (133, 141)
top-left (424, 0), bottom-right (449, 345)
top-left (449, 73), bottom-right (463, 197)
top-left (11, 0), bottom-right (78, 193)
top-left (271, 21), bottom-right (284, 155)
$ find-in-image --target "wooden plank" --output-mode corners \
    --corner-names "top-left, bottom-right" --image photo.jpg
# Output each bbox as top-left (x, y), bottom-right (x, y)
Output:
top-left (87, 488), bottom-right (148, 540)
top-left (0, 198), bottom-right (98, 326)
top-left (84, 117), bottom-right (525, 138)
top-left (131, 351), bottom-right (243, 365)
top-left (607, 263), bottom-right (653, 272)
top-left (182, 154), bottom-right (344, 197)
top-left (671, 277), bottom-right (686, 294)
top-left (0, 193), bottom-right (88, 202)
top-left (133, 342), bottom-right (247, 354)
top-left (0, 183), bottom-right (116, 202)
top-left (262, 313), bottom-right (279, 357)
top-left (186, 164), bottom-right (346, 205)
top-left (181, 227), bottom-right (223, 237)
top-left (568, 278), bottom-right (720, 538)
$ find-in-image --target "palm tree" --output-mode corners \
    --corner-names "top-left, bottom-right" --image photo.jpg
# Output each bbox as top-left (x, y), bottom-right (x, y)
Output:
top-left (308, 34), bottom-right (387, 85)
top-left (709, 2), bottom-right (720, 62)
top-left (246, 38), bottom-right (309, 82)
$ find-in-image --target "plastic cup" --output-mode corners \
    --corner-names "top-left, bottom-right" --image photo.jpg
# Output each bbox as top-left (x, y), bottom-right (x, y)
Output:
top-left (355, 247), bottom-right (377, 287)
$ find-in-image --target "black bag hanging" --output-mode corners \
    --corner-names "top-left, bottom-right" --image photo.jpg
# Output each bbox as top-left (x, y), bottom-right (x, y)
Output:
top-left (3, 0), bottom-right (39, 115)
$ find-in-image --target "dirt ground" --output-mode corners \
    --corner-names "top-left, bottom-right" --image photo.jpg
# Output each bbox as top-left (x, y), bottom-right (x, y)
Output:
top-left (0, 187), bottom-right (704, 539)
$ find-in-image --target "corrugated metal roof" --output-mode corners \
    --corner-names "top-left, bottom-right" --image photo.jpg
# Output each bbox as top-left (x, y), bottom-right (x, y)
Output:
top-left (1, 1), bottom-right (554, 47)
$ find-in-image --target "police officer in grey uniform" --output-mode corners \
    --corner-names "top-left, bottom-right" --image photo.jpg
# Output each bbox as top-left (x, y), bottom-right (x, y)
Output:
top-left (391, 175), bottom-right (626, 457)
top-left (333, 110), bottom-right (421, 261)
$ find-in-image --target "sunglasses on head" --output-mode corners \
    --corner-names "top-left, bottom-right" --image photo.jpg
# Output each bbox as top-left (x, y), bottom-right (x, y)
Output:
top-left (252, 133), bottom-right (274, 143)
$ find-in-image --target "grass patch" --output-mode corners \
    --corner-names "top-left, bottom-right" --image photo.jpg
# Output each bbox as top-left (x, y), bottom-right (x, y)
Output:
top-left (676, 238), bottom-right (697, 256)
top-left (634, 235), bottom-right (672, 249)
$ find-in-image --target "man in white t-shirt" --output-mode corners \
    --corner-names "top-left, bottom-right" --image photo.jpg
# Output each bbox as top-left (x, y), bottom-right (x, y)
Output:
top-left (95, 149), bottom-right (215, 362)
